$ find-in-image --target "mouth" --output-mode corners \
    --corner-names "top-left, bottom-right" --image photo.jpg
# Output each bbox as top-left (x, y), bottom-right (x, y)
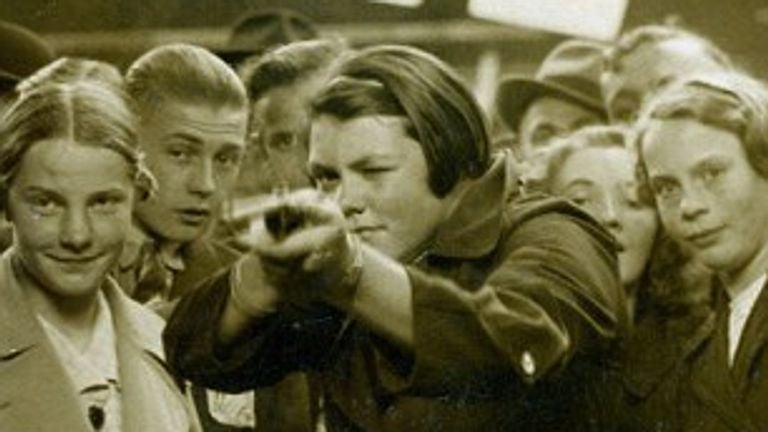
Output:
top-left (351, 226), bottom-right (384, 241)
top-left (176, 208), bottom-right (211, 226)
top-left (687, 226), bottom-right (723, 247)
top-left (47, 253), bottom-right (105, 265)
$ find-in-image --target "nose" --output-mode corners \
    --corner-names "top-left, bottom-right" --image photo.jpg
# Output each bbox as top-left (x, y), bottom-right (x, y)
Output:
top-left (60, 207), bottom-right (93, 253)
top-left (188, 158), bottom-right (216, 198)
top-left (336, 176), bottom-right (365, 218)
top-left (679, 185), bottom-right (708, 221)
top-left (598, 198), bottom-right (622, 232)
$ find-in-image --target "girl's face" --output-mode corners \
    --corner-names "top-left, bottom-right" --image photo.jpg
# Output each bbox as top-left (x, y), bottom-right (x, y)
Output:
top-left (7, 138), bottom-right (134, 299)
top-left (553, 146), bottom-right (658, 286)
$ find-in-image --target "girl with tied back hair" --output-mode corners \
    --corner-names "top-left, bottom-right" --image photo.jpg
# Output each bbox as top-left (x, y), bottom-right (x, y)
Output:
top-left (0, 81), bottom-right (199, 432)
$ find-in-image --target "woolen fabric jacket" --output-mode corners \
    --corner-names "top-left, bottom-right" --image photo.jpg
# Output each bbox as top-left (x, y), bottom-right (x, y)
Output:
top-left (0, 249), bottom-right (201, 432)
top-left (164, 154), bottom-right (628, 432)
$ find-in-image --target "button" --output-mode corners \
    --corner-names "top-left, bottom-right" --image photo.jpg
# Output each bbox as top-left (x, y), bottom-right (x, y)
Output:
top-left (521, 351), bottom-right (536, 376)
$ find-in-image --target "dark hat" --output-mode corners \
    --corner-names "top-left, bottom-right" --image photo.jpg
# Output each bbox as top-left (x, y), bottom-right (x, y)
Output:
top-left (218, 8), bottom-right (319, 66)
top-left (0, 21), bottom-right (55, 92)
top-left (496, 39), bottom-right (607, 131)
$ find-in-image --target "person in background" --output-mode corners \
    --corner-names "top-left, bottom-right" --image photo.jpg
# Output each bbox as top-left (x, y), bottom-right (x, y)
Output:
top-left (536, 125), bottom-right (714, 431)
top-left (0, 20), bottom-right (55, 114)
top-left (165, 44), bottom-right (626, 432)
top-left (122, 43), bottom-right (255, 432)
top-left (635, 71), bottom-right (768, 431)
top-left (222, 39), bottom-right (347, 243)
top-left (0, 81), bottom-right (199, 431)
top-left (217, 8), bottom-right (319, 69)
top-left (536, 125), bottom-right (658, 311)
top-left (495, 38), bottom-right (607, 162)
top-left (0, 20), bottom-right (55, 251)
top-left (601, 24), bottom-right (732, 124)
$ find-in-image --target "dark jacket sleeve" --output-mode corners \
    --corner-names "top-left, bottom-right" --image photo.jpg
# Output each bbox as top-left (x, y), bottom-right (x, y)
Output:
top-left (163, 267), bottom-right (345, 393)
top-left (400, 211), bottom-right (627, 396)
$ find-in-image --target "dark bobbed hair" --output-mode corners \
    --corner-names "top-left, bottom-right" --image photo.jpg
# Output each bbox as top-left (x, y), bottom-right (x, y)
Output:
top-left (239, 38), bottom-right (347, 102)
top-left (0, 81), bottom-right (153, 203)
top-left (635, 71), bottom-right (768, 181)
top-left (125, 43), bottom-right (247, 118)
top-left (311, 44), bottom-right (490, 198)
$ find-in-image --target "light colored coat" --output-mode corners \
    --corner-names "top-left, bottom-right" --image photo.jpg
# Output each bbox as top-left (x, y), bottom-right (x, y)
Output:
top-left (0, 250), bottom-right (201, 432)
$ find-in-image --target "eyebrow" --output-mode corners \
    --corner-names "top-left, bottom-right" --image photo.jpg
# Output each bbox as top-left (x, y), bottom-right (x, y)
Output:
top-left (165, 132), bottom-right (203, 146)
top-left (348, 155), bottom-right (398, 170)
top-left (562, 179), bottom-right (595, 189)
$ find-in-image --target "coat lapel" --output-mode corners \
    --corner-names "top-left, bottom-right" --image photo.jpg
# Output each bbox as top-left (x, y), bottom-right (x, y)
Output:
top-left (0, 251), bottom-right (91, 432)
top-left (690, 296), bottom-right (756, 431)
top-left (170, 239), bottom-right (239, 300)
top-left (104, 280), bottom-right (201, 432)
top-left (730, 280), bottom-right (768, 394)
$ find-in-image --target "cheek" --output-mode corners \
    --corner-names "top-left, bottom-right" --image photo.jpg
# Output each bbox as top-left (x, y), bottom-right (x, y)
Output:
top-left (626, 210), bottom-right (658, 244)
top-left (92, 214), bottom-right (131, 247)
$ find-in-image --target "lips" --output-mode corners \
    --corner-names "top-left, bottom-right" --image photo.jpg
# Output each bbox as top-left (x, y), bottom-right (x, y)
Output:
top-left (47, 253), bottom-right (104, 265)
top-left (687, 226), bottom-right (723, 248)
top-left (176, 208), bottom-right (211, 225)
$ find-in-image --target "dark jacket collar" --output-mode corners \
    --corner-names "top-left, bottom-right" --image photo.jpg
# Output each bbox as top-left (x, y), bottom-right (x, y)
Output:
top-left (429, 153), bottom-right (512, 259)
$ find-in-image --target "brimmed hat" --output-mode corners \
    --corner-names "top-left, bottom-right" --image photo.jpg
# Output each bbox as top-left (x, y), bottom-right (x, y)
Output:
top-left (0, 21), bottom-right (55, 92)
top-left (218, 8), bottom-right (319, 66)
top-left (496, 39), bottom-right (607, 131)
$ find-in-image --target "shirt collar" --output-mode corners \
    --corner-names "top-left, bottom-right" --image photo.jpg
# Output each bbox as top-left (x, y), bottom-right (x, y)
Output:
top-left (428, 153), bottom-right (510, 259)
top-left (37, 290), bottom-right (119, 390)
top-left (118, 223), bottom-right (185, 273)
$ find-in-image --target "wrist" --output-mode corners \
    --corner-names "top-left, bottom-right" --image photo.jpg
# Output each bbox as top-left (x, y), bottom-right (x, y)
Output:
top-left (229, 258), bottom-right (279, 317)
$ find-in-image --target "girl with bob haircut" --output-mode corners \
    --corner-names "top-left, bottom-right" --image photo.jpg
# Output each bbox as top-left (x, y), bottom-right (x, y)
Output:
top-left (633, 71), bottom-right (768, 431)
top-left (166, 45), bottom-right (625, 431)
top-left (0, 81), bottom-right (199, 431)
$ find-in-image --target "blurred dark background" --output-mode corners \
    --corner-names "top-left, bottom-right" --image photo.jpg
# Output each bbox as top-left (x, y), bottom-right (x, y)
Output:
top-left (2, 0), bottom-right (766, 110)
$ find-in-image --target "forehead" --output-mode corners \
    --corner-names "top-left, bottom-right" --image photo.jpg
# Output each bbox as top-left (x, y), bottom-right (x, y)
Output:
top-left (252, 86), bottom-right (313, 129)
top-left (523, 97), bottom-right (600, 126)
top-left (558, 146), bottom-right (635, 184)
top-left (251, 74), bottom-right (332, 127)
top-left (12, 138), bottom-right (131, 190)
top-left (642, 119), bottom-right (746, 171)
top-left (309, 115), bottom-right (419, 165)
top-left (144, 100), bottom-right (247, 148)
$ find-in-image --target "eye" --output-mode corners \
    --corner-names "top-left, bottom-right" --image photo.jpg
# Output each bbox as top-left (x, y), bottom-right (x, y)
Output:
top-left (700, 165), bottom-right (724, 183)
top-left (29, 195), bottom-right (59, 215)
top-left (267, 133), bottom-right (297, 151)
top-left (360, 166), bottom-right (393, 177)
top-left (651, 179), bottom-right (680, 203)
top-left (90, 194), bottom-right (125, 214)
top-left (215, 151), bottom-right (243, 168)
top-left (167, 145), bottom-right (194, 163)
top-left (530, 125), bottom-right (559, 148)
top-left (310, 171), bottom-right (340, 193)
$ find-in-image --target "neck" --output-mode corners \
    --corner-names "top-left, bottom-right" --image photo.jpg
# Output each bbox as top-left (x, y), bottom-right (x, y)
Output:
top-left (721, 243), bottom-right (768, 299)
top-left (13, 254), bottom-right (101, 350)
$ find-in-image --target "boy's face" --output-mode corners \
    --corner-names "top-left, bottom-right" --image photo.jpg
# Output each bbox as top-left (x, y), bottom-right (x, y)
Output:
top-left (135, 100), bottom-right (247, 243)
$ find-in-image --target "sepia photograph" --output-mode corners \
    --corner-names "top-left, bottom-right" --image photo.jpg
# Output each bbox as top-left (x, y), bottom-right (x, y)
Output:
top-left (0, 0), bottom-right (767, 430)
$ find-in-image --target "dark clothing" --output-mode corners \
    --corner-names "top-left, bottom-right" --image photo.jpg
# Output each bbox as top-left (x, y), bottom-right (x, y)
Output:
top-left (619, 277), bottom-right (768, 432)
top-left (118, 236), bottom-right (316, 432)
top-left (164, 155), bottom-right (627, 431)
top-left (679, 283), bottom-right (768, 432)
top-left (616, 303), bottom-right (714, 432)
